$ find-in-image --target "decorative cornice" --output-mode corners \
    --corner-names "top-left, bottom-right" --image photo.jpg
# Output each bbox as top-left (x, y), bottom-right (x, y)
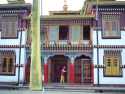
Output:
top-left (94, 64), bottom-right (125, 68)
top-left (0, 10), bottom-right (27, 14)
top-left (15, 64), bottom-right (24, 67)
top-left (0, 3), bottom-right (31, 9)
top-left (26, 44), bottom-right (125, 49)
top-left (0, 50), bottom-right (15, 55)
top-left (17, 28), bottom-right (27, 31)
top-left (41, 18), bottom-right (94, 25)
top-left (0, 45), bottom-right (25, 48)
top-left (42, 49), bottom-right (92, 53)
top-left (41, 15), bottom-right (94, 19)
top-left (98, 8), bottom-right (125, 11)
top-left (91, 1), bottom-right (125, 6)
top-left (0, 28), bottom-right (27, 32)
top-left (94, 45), bottom-right (125, 48)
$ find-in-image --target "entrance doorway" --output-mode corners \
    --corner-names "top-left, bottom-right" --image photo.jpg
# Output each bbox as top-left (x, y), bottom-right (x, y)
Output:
top-left (50, 55), bottom-right (69, 83)
top-left (74, 55), bottom-right (93, 84)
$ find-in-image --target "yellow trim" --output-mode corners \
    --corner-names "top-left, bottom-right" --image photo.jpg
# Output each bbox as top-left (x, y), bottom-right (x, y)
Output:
top-left (105, 56), bottom-right (121, 76)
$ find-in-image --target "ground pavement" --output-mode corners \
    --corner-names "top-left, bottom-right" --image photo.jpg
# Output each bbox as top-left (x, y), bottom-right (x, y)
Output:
top-left (0, 89), bottom-right (124, 94)
top-left (0, 84), bottom-right (125, 94)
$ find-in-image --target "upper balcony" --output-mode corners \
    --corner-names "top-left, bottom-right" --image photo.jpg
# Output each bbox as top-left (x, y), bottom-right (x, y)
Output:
top-left (41, 25), bottom-right (92, 52)
top-left (41, 40), bottom-right (92, 53)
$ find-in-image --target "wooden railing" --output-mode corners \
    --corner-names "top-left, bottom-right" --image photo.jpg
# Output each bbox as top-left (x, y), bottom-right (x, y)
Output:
top-left (41, 40), bottom-right (92, 51)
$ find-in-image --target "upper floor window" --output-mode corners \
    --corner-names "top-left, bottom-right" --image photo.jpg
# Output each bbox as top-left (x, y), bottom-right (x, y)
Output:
top-left (0, 51), bottom-right (16, 75)
top-left (1, 16), bottom-right (18, 39)
top-left (59, 25), bottom-right (69, 40)
top-left (83, 25), bottom-right (90, 40)
top-left (102, 14), bottom-right (120, 39)
top-left (104, 50), bottom-right (122, 77)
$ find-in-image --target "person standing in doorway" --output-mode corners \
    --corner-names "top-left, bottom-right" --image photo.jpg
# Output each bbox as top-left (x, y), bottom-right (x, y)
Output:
top-left (60, 66), bottom-right (66, 84)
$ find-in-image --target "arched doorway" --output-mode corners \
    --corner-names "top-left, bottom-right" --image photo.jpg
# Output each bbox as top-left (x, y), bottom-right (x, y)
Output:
top-left (74, 55), bottom-right (93, 84)
top-left (49, 55), bottom-right (69, 83)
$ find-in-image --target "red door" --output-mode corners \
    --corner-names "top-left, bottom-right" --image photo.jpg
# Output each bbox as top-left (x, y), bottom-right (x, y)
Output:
top-left (75, 60), bottom-right (82, 83)
top-left (82, 61), bottom-right (92, 83)
top-left (75, 59), bottom-right (93, 84)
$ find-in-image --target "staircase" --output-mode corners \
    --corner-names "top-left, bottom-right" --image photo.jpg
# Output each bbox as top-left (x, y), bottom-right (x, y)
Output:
top-left (44, 83), bottom-right (125, 92)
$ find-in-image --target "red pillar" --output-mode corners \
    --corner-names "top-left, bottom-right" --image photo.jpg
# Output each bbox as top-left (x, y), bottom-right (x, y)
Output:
top-left (69, 63), bottom-right (74, 83)
top-left (91, 64), bottom-right (94, 83)
top-left (44, 63), bottom-right (48, 84)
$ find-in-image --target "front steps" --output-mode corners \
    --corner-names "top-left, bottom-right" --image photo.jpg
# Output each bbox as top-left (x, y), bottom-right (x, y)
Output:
top-left (44, 83), bottom-right (125, 92)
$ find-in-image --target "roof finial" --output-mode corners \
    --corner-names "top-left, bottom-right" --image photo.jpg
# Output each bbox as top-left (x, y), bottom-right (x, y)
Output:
top-left (63, 0), bottom-right (68, 12)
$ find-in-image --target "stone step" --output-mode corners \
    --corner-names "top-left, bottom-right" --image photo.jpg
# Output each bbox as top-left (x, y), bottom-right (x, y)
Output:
top-left (44, 84), bottom-right (125, 92)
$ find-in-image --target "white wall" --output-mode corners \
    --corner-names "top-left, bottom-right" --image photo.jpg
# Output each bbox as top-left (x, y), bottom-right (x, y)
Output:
top-left (93, 31), bottom-right (125, 45)
top-left (93, 48), bottom-right (125, 84)
top-left (0, 31), bottom-right (26, 45)
top-left (0, 48), bottom-right (26, 82)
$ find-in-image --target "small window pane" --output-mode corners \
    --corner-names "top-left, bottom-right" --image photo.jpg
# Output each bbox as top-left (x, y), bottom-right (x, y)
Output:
top-left (8, 58), bottom-right (13, 72)
top-left (1, 16), bottom-right (17, 38)
top-left (59, 25), bottom-right (69, 40)
top-left (2, 58), bottom-right (7, 72)
top-left (0, 51), bottom-right (16, 75)
top-left (102, 15), bottom-right (120, 38)
top-left (104, 51), bottom-right (122, 77)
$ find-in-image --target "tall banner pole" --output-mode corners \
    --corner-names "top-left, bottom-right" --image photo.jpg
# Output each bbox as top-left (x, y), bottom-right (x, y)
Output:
top-left (30, 0), bottom-right (42, 90)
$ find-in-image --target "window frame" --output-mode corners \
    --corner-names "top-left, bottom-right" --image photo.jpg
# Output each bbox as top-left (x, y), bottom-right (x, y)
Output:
top-left (103, 51), bottom-right (122, 77)
top-left (59, 25), bottom-right (69, 40)
top-left (83, 25), bottom-right (90, 40)
top-left (0, 51), bottom-right (16, 76)
top-left (1, 16), bottom-right (18, 39)
top-left (102, 15), bottom-right (121, 39)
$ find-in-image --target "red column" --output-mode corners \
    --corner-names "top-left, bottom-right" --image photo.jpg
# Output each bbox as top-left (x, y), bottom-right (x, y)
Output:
top-left (44, 63), bottom-right (48, 84)
top-left (91, 64), bottom-right (94, 83)
top-left (69, 63), bottom-right (74, 83)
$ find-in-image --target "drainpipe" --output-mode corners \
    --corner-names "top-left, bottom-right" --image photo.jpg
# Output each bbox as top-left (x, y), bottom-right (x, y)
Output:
top-left (18, 17), bottom-right (23, 86)
top-left (96, 2), bottom-right (100, 86)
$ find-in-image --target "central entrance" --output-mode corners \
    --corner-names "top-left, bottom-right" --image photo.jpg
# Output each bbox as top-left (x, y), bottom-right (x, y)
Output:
top-left (50, 55), bottom-right (69, 83)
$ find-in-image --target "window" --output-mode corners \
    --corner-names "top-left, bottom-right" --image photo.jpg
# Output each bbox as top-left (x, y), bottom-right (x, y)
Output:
top-left (102, 15), bottom-right (120, 38)
top-left (41, 32), bottom-right (45, 41)
top-left (83, 25), bottom-right (90, 40)
top-left (104, 50), bottom-right (122, 77)
top-left (0, 51), bottom-right (16, 75)
top-left (1, 16), bottom-right (18, 38)
top-left (41, 25), bottom-right (49, 42)
top-left (59, 25), bottom-right (69, 40)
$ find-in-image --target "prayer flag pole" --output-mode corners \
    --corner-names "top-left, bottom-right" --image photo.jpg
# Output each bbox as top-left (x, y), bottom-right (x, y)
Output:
top-left (30, 0), bottom-right (42, 90)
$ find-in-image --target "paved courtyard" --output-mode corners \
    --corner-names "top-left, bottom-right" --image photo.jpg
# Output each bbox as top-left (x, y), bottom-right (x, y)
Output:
top-left (0, 90), bottom-right (125, 94)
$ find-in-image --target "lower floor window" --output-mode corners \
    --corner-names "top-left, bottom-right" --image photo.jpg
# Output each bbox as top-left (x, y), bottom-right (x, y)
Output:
top-left (0, 51), bottom-right (16, 75)
top-left (104, 50), bottom-right (122, 77)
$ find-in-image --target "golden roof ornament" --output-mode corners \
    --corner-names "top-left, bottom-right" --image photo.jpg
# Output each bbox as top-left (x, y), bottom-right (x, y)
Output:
top-left (63, 0), bottom-right (68, 12)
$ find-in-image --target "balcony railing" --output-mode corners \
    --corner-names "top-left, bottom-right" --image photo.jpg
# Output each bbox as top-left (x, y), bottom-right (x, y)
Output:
top-left (41, 40), bottom-right (92, 52)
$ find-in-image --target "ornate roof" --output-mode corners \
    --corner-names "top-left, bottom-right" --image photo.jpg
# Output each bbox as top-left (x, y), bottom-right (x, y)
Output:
top-left (41, 0), bottom-right (125, 22)
top-left (85, 0), bottom-right (125, 5)
top-left (41, 15), bottom-right (95, 22)
top-left (0, 3), bottom-right (31, 9)
top-left (7, 0), bottom-right (25, 4)
top-left (80, 0), bottom-right (125, 15)
top-left (49, 11), bottom-right (80, 16)
top-left (41, 15), bottom-right (94, 19)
